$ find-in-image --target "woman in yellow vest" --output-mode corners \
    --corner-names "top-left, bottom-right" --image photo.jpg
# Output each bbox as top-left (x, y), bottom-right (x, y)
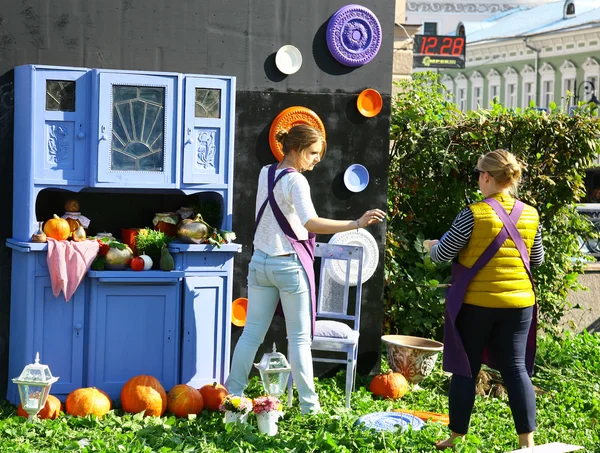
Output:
top-left (426, 149), bottom-right (544, 451)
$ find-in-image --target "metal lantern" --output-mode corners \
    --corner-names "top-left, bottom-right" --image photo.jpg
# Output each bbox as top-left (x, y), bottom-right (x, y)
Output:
top-left (254, 343), bottom-right (291, 397)
top-left (12, 352), bottom-right (59, 421)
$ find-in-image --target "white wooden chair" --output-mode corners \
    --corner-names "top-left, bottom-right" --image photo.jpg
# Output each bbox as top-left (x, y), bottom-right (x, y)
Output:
top-left (287, 242), bottom-right (364, 409)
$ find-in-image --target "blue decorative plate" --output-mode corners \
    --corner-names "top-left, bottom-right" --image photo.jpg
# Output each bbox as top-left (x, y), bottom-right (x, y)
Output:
top-left (344, 163), bottom-right (369, 192)
top-left (356, 412), bottom-right (425, 432)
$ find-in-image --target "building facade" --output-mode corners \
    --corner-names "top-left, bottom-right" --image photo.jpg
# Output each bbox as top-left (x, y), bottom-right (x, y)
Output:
top-left (439, 1), bottom-right (600, 113)
top-left (405, 0), bottom-right (554, 36)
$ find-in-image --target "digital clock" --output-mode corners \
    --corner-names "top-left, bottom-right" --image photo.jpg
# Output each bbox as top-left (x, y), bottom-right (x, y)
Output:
top-left (413, 34), bottom-right (466, 69)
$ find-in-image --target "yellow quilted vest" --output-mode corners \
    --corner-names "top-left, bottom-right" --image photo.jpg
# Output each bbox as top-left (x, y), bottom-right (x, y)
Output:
top-left (458, 193), bottom-right (539, 308)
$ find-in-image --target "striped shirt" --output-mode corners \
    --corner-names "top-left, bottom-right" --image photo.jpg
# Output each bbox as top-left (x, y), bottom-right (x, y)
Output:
top-left (430, 207), bottom-right (545, 267)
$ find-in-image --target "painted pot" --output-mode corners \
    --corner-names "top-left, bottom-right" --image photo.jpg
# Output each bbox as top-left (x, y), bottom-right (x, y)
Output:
top-left (224, 411), bottom-right (249, 425)
top-left (256, 411), bottom-right (282, 436)
top-left (381, 335), bottom-right (443, 384)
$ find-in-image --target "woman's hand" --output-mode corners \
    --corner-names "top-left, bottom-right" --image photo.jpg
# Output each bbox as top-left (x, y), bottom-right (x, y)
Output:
top-left (357, 209), bottom-right (386, 228)
top-left (423, 239), bottom-right (439, 252)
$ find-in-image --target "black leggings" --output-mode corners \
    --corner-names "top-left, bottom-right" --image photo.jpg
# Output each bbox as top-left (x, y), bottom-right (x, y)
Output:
top-left (448, 304), bottom-right (536, 435)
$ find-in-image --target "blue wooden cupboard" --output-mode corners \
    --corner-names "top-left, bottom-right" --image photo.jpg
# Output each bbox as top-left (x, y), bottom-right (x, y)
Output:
top-left (6, 65), bottom-right (239, 404)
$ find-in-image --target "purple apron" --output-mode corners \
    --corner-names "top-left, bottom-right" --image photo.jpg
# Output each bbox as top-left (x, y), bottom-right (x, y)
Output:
top-left (253, 164), bottom-right (317, 337)
top-left (443, 198), bottom-right (537, 378)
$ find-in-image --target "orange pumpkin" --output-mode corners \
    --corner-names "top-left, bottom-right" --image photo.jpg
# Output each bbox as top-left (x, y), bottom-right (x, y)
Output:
top-left (199, 382), bottom-right (228, 411)
top-left (17, 394), bottom-right (62, 419)
top-left (43, 214), bottom-right (70, 241)
top-left (369, 372), bottom-right (409, 399)
top-left (167, 384), bottom-right (204, 417)
top-left (65, 387), bottom-right (112, 417)
top-left (121, 375), bottom-right (167, 417)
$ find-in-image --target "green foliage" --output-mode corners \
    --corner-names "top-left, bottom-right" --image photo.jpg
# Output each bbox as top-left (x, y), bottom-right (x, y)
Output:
top-left (385, 72), bottom-right (600, 339)
top-left (1, 333), bottom-right (599, 452)
top-left (135, 228), bottom-right (175, 255)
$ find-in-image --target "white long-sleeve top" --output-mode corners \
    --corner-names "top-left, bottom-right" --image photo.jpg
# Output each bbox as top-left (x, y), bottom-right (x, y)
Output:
top-left (253, 166), bottom-right (318, 256)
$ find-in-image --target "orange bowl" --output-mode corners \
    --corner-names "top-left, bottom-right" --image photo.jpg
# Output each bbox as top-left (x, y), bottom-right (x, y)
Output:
top-left (268, 106), bottom-right (326, 161)
top-left (357, 88), bottom-right (383, 117)
top-left (231, 298), bottom-right (248, 327)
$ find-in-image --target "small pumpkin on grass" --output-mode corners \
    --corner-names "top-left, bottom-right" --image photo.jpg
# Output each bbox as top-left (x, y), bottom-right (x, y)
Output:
top-left (167, 384), bottom-right (204, 417)
top-left (43, 215), bottom-right (70, 241)
top-left (369, 371), bottom-right (409, 399)
top-left (121, 375), bottom-right (167, 417)
top-left (199, 382), bottom-right (228, 411)
top-left (17, 394), bottom-right (62, 419)
top-left (65, 387), bottom-right (112, 417)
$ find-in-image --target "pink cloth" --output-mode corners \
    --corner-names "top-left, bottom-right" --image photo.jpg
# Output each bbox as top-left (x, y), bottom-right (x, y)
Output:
top-left (46, 238), bottom-right (100, 302)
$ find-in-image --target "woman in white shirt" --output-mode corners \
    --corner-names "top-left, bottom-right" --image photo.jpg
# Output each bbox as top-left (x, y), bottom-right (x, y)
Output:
top-left (225, 125), bottom-right (385, 414)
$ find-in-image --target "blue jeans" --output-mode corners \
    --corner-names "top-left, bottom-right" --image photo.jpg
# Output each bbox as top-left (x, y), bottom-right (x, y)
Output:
top-left (225, 249), bottom-right (320, 414)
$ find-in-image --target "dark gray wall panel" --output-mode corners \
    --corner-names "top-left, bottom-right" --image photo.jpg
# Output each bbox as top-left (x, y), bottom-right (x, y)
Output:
top-left (0, 0), bottom-right (394, 94)
top-left (0, 0), bottom-right (394, 392)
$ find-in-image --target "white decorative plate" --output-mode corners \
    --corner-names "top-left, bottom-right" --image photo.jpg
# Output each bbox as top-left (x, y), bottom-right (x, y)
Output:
top-left (326, 229), bottom-right (379, 286)
top-left (275, 45), bottom-right (303, 75)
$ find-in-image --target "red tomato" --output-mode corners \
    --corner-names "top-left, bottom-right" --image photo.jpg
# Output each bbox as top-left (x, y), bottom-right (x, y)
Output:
top-left (130, 256), bottom-right (145, 271)
top-left (97, 240), bottom-right (110, 256)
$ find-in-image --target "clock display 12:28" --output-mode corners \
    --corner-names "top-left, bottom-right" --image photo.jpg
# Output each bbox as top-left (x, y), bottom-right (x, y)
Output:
top-left (414, 35), bottom-right (465, 57)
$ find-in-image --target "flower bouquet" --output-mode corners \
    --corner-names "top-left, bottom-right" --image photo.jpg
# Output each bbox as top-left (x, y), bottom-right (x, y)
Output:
top-left (253, 396), bottom-right (283, 436)
top-left (219, 395), bottom-right (252, 425)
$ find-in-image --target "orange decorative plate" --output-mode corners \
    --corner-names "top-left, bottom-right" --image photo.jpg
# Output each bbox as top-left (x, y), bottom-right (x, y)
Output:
top-left (269, 106), bottom-right (326, 161)
top-left (231, 298), bottom-right (248, 327)
top-left (357, 88), bottom-right (383, 117)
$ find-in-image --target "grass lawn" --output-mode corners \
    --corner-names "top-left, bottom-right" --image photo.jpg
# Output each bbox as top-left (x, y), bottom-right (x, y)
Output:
top-left (0, 331), bottom-right (598, 452)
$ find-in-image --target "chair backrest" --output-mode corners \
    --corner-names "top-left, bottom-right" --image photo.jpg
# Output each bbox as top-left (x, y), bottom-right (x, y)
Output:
top-left (314, 242), bottom-right (364, 331)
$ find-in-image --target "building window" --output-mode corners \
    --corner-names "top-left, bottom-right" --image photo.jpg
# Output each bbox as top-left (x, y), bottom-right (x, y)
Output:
top-left (457, 88), bottom-right (466, 111)
top-left (489, 84), bottom-right (499, 103)
top-left (423, 22), bottom-right (437, 35)
top-left (506, 84), bottom-right (517, 108)
top-left (539, 62), bottom-right (556, 109)
top-left (455, 74), bottom-right (468, 112)
top-left (560, 60), bottom-right (577, 109)
top-left (543, 80), bottom-right (554, 108)
top-left (487, 68), bottom-right (501, 106)
top-left (521, 65), bottom-right (536, 108)
top-left (563, 78), bottom-right (575, 108)
top-left (524, 82), bottom-right (535, 107)
top-left (470, 71), bottom-right (483, 110)
top-left (504, 67), bottom-right (519, 109)
top-left (473, 86), bottom-right (482, 109)
top-left (587, 76), bottom-right (599, 101)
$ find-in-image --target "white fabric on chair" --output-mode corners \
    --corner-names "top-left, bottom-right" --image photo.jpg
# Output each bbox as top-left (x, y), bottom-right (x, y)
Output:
top-left (314, 320), bottom-right (359, 340)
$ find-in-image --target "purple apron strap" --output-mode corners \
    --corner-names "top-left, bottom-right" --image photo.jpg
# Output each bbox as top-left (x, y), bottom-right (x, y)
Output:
top-left (483, 198), bottom-right (537, 375)
top-left (253, 164), bottom-right (318, 338)
top-left (254, 165), bottom-right (295, 235)
top-left (444, 198), bottom-right (536, 377)
top-left (485, 198), bottom-right (530, 272)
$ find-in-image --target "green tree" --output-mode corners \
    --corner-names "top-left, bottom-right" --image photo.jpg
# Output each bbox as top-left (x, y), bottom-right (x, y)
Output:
top-left (385, 72), bottom-right (600, 339)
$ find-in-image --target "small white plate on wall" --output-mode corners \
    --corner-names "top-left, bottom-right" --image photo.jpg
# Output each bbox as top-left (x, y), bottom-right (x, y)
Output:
top-left (275, 45), bottom-right (303, 75)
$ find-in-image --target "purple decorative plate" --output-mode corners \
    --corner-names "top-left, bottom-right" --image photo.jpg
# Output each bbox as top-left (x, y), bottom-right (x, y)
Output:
top-left (326, 4), bottom-right (382, 67)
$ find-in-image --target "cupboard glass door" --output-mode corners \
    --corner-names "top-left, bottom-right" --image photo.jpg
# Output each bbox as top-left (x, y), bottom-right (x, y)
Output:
top-left (95, 72), bottom-right (177, 187)
top-left (182, 77), bottom-right (231, 186)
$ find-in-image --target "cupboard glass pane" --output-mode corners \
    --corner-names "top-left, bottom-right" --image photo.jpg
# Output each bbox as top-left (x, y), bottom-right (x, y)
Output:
top-left (46, 80), bottom-right (75, 111)
top-left (111, 85), bottom-right (165, 172)
top-left (195, 88), bottom-right (221, 118)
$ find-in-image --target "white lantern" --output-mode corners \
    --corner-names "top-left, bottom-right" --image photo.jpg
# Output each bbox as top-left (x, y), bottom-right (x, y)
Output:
top-left (12, 353), bottom-right (59, 421)
top-left (254, 343), bottom-right (291, 397)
